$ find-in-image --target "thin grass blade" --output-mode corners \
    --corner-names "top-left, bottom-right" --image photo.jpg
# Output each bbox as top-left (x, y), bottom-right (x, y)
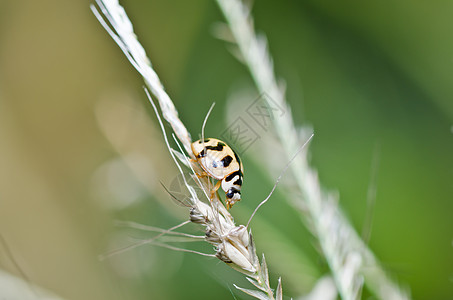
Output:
top-left (234, 284), bottom-right (270, 300)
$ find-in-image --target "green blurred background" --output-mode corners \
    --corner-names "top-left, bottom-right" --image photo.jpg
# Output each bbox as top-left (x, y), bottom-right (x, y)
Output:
top-left (0, 0), bottom-right (452, 299)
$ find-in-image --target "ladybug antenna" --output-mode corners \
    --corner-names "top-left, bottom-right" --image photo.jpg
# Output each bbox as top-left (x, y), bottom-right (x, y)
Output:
top-left (201, 102), bottom-right (216, 144)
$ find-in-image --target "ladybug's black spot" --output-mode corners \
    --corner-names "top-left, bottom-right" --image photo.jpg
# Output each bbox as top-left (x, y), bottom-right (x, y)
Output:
top-left (206, 142), bottom-right (224, 152)
top-left (226, 170), bottom-right (241, 182)
top-left (197, 149), bottom-right (206, 158)
top-left (221, 155), bottom-right (233, 167)
top-left (233, 177), bottom-right (242, 186)
top-left (198, 138), bottom-right (210, 144)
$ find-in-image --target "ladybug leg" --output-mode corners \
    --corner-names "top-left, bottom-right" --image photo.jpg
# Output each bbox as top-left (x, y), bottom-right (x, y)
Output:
top-left (190, 159), bottom-right (209, 178)
top-left (226, 198), bottom-right (240, 210)
top-left (210, 181), bottom-right (222, 200)
top-left (195, 171), bottom-right (208, 178)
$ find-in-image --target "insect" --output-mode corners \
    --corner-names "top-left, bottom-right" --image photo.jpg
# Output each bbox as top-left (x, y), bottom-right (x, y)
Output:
top-left (191, 138), bottom-right (244, 209)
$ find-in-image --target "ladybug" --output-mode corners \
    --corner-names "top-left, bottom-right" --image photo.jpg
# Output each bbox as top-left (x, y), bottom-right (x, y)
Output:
top-left (191, 138), bottom-right (243, 209)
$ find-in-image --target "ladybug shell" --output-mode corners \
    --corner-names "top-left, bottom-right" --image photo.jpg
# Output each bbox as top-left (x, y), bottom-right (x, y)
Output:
top-left (191, 138), bottom-right (243, 180)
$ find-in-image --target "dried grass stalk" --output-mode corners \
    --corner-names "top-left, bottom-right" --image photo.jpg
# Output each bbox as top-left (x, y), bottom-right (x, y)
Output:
top-left (215, 0), bottom-right (410, 299)
top-left (91, 0), bottom-right (286, 298)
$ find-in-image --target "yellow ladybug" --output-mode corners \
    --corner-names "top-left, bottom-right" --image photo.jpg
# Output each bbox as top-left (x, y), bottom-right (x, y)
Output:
top-left (191, 138), bottom-right (243, 209)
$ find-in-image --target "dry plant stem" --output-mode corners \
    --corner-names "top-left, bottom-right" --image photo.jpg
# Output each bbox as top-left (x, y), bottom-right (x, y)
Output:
top-left (91, 1), bottom-right (283, 299)
top-left (91, 0), bottom-right (192, 156)
top-left (215, 1), bottom-right (410, 300)
top-left (98, 220), bottom-right (192, 260)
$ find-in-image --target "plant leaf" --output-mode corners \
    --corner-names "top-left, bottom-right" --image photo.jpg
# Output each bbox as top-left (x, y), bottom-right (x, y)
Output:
top-left (275, 277), bottom-right (283, 300)
top-left (234, 284), bottom-right (270, 300)
top-left (261, 254), bottom-right (270, 288)
top-left (246, 277), bottom-right (267, 292)
top-left (248, 231), bottom-right (259, 267)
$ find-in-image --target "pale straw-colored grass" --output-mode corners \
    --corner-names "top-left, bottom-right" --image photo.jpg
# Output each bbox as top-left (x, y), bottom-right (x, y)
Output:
top-left (91, 0), bottom-right (296, 298)
top-left (214, 1), bottom-right (411, 299)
